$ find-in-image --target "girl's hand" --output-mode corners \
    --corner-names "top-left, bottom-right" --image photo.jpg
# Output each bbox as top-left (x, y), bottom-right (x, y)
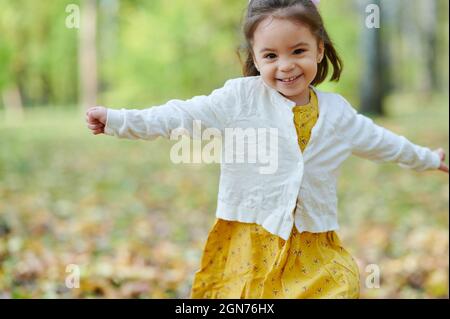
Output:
top-left (434, 148), bottom-right (449, 174)
top-left (86, 106), bottom-right (107, 135)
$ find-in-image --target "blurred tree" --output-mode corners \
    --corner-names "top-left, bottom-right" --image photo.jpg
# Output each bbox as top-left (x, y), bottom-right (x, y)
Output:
top-left (0, 0), bottom-right (447, 110)
top-left (100, 0), bottom-right (244, 107)
top-left (98, 0), bottom-right (119, 95)
top-left (79, 0), bottom-right (98, 110)
top-left (0, 0), bottom-right (25, 119)
top-left (359, 0), bottom-right (387, 116)
top-left (0, 0), bottom-right (78, 109)
top-left (418, 0), bottom-right (438, 93)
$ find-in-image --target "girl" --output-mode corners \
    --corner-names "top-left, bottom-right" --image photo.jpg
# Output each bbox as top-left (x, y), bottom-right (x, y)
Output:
top-left (85, 0), bottom-right (448, 298)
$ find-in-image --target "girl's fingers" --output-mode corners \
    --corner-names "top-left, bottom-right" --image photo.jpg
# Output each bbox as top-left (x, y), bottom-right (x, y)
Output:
top-left (86, 108), bottom-right (105, 124)
top-left (438, 161), bottom-right (449, 173)
top-left (87, 124), bottom-right (97, 130)
top-left (87, 119), bottom-right (102, 126)
top-left (90, 122), bottom-right (105, 134)
top-left (86, 107), bottom-right (107, 131)
top-left (87, 123), bottom-right (104, 130)
top-left (438, 149), bottom-right (447, 173)
top-left (439, 148), bottom-right (445, 160)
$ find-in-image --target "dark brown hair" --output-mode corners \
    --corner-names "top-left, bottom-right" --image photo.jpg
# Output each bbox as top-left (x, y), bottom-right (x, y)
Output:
top-left (237, 0), bottom-right (343, 86)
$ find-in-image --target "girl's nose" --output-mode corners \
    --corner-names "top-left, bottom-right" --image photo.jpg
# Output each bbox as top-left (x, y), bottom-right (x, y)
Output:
top-left (279, 59), bottom-right (295, 72)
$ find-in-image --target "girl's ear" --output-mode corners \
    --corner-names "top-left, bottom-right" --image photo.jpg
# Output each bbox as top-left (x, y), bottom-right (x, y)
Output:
top-left (251, 54), bottom-right (260, 72)
top-left (317, 41), bottom-right (325, 63)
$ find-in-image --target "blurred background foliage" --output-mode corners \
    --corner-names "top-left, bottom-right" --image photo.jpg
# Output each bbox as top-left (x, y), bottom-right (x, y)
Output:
top-left (0, 0), bottom-right (448, 298)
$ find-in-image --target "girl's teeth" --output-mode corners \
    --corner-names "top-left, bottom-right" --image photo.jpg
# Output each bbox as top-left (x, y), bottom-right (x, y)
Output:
top-left (282, 76), bottom-right (296, 82)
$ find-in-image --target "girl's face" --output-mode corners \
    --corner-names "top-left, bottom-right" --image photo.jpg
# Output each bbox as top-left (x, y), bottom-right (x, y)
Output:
top-left (251, 17), bottom-right (324, 106)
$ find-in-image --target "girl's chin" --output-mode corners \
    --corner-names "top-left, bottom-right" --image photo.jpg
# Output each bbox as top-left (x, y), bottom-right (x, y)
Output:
top-left (266, 79), bottom-right (308, 97)
top-left (277, 87), bottom-right (306, 97)
top-left (278, 87), bottom-right (310, 104)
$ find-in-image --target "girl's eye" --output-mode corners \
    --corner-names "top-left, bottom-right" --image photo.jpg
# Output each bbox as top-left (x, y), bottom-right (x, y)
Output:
top-left (263, 49), bottom-right (305, 59)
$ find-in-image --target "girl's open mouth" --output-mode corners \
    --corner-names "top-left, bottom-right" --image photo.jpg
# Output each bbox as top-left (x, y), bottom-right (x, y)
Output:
top-left (277, 74), bottom-right (302, 85)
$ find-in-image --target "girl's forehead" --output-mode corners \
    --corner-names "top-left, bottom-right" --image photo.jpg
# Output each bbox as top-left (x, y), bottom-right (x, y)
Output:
top-left (253, 17), bottom-right (317, 47)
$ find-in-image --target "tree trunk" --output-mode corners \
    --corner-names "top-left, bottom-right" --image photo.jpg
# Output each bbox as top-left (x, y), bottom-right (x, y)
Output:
top-left (419, 0), bottom-right (438, 93)
top-left (79, 0), bottom-right (98, 111)
top-left (2, 85), bottom-right (24, 123)
top-left (360, 0), bottom-right (386, 116)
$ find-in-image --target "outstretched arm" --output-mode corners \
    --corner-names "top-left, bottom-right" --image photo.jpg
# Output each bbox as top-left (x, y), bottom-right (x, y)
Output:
top-left (338, 97), bottom-right (447, 174)
top-left (85, 79), bottom-right (241, 140)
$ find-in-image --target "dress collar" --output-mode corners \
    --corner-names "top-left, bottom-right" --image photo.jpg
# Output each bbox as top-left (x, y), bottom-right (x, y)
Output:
top-left (292, 88), bottom-right (317, 111)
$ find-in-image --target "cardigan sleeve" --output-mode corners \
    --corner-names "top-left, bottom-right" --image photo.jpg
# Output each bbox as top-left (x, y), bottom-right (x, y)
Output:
top-left (338, 96), bottom-right (441, 172)
top-left (104, 78), bottom-right (241, 140)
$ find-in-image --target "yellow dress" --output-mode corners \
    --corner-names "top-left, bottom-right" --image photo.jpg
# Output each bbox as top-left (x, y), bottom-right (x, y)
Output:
top-left (190, 89), bottom-right (360, 299)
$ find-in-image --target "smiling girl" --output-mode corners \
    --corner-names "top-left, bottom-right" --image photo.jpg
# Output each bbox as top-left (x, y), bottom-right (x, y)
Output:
top-left (86, 0), bottom-right (448, 298)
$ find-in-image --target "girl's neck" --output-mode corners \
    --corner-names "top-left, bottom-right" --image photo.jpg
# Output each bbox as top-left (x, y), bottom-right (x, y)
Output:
top-left (282, 88), bottom-right (311, 106)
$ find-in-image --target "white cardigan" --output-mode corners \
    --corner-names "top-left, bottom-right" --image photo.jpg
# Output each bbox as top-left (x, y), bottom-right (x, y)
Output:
top-left (105, 76), bottom-right (440, 240)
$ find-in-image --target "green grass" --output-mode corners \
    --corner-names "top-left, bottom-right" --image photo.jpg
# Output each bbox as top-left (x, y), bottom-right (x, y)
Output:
top-left (0, 94), bottom-right (448, 298)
